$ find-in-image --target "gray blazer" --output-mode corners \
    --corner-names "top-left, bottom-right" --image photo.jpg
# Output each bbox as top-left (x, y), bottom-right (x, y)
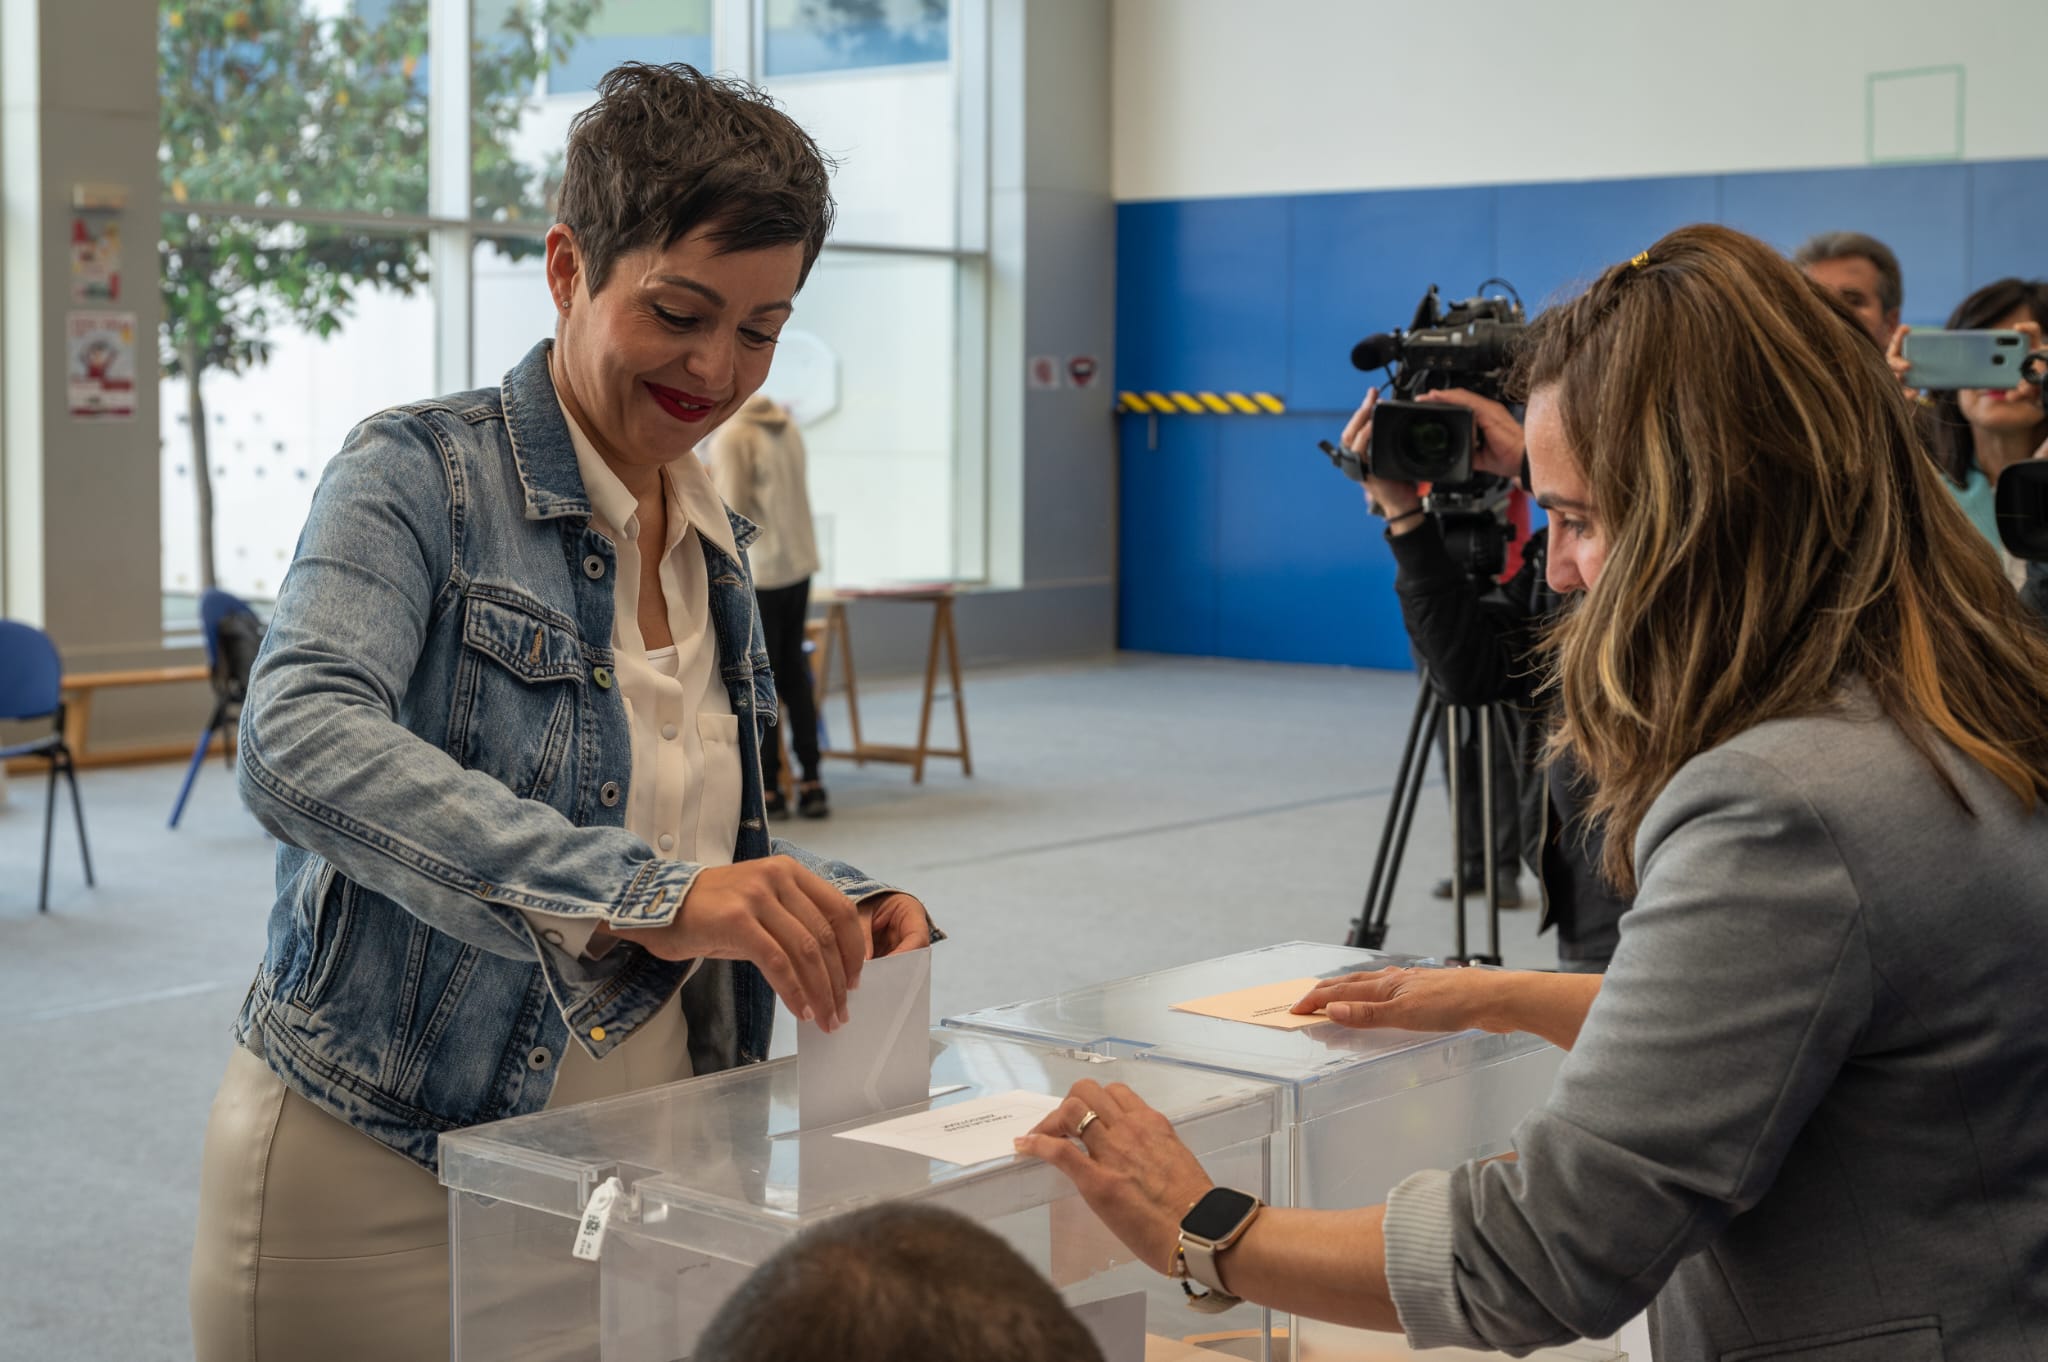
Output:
top-left (1384, 689), bottom-right (2048, 1361)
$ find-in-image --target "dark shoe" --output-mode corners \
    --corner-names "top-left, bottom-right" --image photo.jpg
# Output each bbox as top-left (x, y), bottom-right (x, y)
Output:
top-left (763, 789), bottom-right (789, 818)
top-left (797, 783), bottom-right (830, 819)
top-left (1431, 872), bottom-right (1524, 907)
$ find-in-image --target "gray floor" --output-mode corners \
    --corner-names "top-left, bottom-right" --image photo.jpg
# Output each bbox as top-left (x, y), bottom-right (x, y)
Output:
top-left (0, 653), bottom-right (1559, 1362)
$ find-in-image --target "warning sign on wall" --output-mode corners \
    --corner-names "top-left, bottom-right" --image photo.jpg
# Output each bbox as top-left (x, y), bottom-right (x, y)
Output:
top-left (1028, 355), bottom-right (1062, 389)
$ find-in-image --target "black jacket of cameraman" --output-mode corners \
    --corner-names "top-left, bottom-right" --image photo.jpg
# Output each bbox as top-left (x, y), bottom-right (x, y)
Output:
top-left (1385, 517), bottom-right (1630, 968)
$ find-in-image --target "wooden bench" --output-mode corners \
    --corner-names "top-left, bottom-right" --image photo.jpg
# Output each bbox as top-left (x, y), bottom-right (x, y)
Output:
top-left (3, 665), bottom-right (213, 775)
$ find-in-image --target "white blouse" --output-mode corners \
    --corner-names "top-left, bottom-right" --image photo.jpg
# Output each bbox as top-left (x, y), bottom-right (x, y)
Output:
top-left (518, 398), bottom-right (747, 963)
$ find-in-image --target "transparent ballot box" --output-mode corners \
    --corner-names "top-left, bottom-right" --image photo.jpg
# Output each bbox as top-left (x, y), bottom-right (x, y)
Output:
top-left (441, 1029), bottom-right (1284, 1362)
top-left (944, 942), bottom-right (1620, 1362)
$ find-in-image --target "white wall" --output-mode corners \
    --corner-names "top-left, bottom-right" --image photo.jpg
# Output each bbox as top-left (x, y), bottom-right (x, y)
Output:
top-left (1113, 0), bottom-right (2048, 201)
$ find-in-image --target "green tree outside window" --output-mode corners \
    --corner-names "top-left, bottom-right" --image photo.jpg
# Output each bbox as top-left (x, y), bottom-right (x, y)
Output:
top-left (159, 0), bottom-right (592, 589)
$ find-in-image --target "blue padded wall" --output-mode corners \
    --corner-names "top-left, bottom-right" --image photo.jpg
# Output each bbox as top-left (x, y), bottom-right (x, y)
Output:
top-left (1720, 164), bottom-right (1969, 326)
top-left (1117, 158), bottom-right (2048, 666)
top-left (1212, 415), bottom-right (1408, 668)
top-left (1494, 175), bottom-right (1720, 309)
top-left (1118, 414), bottom-right (1221, 657)
top-left (1968, 159), bottom-right (2048, 297)
top-left (1286, 186), bottom-right (1497, 414)
top-left (1115, 197), bottom-right (1293, 398)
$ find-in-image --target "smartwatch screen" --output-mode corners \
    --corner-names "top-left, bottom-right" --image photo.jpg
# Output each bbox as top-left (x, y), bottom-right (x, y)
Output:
top-left (1182, 1187), bottom-right (1258, 1241)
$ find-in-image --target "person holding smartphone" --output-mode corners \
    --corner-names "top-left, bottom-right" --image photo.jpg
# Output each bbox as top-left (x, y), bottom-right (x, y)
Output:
top-left (1892, 279), bottom-right (2048, 577)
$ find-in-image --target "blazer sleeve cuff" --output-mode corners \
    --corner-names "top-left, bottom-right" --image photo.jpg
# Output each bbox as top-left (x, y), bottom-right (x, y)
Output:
top-left (1384, 1167), bottom-right (1489, 1351)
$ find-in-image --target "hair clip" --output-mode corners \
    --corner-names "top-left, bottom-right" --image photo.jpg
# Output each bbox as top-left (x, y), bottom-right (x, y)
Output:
top-left (1629, 251), bottom-right (1651, 270)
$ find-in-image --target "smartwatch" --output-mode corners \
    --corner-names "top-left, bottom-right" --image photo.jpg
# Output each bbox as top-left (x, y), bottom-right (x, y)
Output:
top-left (1177, 1186), bottom-right (1263, 1307)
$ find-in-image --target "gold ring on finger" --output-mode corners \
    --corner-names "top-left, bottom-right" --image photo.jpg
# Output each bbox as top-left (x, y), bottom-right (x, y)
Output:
top-left (1075, 1109), bottom-right (1100, 1138)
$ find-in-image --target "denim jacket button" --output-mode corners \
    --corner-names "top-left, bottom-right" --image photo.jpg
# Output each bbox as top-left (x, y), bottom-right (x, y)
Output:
top-left (582, 554), bottom-right (606, 580)
top-left (600, 781), bottom-right (622, 807)
top-left (526, 1047), bottom-right (552, 1070)
top-left (593, 665), bottom-right (614, 689)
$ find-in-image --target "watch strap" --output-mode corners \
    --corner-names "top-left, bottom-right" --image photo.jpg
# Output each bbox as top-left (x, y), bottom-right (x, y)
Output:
top-left (1181, 1233), bottom-right (1229, 1295)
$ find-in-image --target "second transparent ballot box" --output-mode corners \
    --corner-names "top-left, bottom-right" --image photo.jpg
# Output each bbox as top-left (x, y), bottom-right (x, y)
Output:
top-left (440, 1028), bottom-right (1284, 1362)
top-left (945, 942), bottom-right (1616, 1362)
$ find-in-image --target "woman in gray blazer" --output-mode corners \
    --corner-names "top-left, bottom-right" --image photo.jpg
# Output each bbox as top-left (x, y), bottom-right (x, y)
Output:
top-left (1022, 224), bottom-right (2048, 1361)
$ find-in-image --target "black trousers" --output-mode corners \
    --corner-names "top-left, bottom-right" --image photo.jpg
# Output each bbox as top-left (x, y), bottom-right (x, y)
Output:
top-left (756, 579), bottom-right (820, 787)
top-left (1434, 703), bottom-right (1523, 878)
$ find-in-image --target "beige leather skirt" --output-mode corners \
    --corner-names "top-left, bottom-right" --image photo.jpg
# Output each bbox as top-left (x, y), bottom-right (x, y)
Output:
top-left (189, 1000), bottom-right (691, 1362)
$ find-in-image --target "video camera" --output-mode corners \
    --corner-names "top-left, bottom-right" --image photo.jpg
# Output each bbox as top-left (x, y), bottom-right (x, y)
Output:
top-left (1320, 282), bottom-right (1529, 580)
top-left (1352, 284), bottom-right (1527, 485)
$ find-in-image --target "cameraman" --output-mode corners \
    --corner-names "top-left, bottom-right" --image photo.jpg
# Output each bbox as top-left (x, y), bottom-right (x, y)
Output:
top-left (1342, 388), bottom-right (1627, 971)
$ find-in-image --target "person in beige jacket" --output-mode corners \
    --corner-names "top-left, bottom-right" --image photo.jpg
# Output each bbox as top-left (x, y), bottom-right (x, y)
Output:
top-left (706, 392), bottom-right (828, 817)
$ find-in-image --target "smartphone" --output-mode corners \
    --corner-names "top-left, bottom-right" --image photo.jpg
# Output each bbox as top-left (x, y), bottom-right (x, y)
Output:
top-left (1901, 329), bottom-right (2030, 390)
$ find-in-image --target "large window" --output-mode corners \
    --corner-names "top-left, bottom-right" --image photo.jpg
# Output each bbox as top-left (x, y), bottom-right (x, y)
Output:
top-left (159, 0), bottom-right (985, 618)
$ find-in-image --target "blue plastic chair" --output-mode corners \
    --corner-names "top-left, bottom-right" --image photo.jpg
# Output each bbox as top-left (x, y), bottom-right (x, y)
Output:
top-left (0, 620), bottom-right (93, 913)
top-left (169, 588), bottom-right (262, 829)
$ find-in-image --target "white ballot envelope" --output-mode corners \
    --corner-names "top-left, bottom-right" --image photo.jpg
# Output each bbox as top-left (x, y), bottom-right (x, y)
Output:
top-left (797, 946), bottom-right (933, 1127)
top-left (834, 1089), bottom-right (1064, 1166)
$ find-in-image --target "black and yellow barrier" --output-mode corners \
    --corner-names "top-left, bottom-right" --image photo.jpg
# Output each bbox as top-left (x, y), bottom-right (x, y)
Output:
top-left (1118, 390), bottom-right (1286, 415)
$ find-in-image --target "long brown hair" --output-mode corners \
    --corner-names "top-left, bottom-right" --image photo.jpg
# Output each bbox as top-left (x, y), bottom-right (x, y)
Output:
top-left (1518, 223), bottom-right (2048, 893)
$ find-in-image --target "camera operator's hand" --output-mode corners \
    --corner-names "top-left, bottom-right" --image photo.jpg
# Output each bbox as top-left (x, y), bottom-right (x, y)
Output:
top-left (1413, 389), bottom-right (1526, 481)
top-left (1340, 390), bottom-right (1426, 534)
top-left (1885, 324), bottom-right (1918, 397)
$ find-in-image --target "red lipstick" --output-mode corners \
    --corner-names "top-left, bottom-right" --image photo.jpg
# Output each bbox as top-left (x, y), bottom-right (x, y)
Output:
top-left (645, 381), bottom-right (717, 424)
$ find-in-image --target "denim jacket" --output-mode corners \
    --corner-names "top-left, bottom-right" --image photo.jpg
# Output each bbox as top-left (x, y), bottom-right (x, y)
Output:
top-left (234, 340), bottom-right (895, 1171)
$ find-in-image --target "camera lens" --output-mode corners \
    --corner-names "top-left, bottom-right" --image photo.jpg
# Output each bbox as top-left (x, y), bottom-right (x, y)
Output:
top-left (1404, 417), bottom-right (1450, 457)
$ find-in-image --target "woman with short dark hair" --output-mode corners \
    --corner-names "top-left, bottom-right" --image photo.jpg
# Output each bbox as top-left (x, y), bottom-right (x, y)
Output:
top-left (1023, 225), bottom-right (2048, 1360)
top-left (189, 64), bottom-right (930, 1361)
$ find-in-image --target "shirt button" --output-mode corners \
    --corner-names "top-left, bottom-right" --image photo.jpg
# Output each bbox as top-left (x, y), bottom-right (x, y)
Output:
top-left (527, 1047), bottom-right (552, 1070)
top-left (658, 833), bottom-right (675, 852)
top-left (582, 554), bottom-right (606, 580)
top-left (593, 666), bottom-right (614, 689)
top-left (600, 781), bottom-right (622, 807)
top-left (589, 1025), bottom-right (607, 1043)
top-left (661, 723), bottom-right (677, 741)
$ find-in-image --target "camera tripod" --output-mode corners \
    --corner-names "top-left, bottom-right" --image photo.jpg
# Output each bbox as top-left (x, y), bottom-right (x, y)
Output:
top-left (1346, 668), bottom-right (1518, 965)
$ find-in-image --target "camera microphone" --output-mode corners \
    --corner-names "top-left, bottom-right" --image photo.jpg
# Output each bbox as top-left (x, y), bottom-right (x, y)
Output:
top-left (1351, 332), bottom-right (1404, 372)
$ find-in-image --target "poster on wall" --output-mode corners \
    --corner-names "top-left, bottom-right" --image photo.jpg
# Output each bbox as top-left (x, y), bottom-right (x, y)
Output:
top-left (1066, 355), bottom-right (1100, 389)
top-left (1028, 355), bottom-right (1063, 389)
top-left (67, 310), bottom-right (137, 420)
top-left (70, 214), bottom-right (122, 303)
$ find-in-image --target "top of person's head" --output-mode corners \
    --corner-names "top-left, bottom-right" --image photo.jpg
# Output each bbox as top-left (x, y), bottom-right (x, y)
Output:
top-left (691, 1203), bottom-right (1106, 1362)
top-left (1792, 230), bottom-right (1904, 317)
top-left (1926, 277), bottom-right (2048, 483)
top-left (1512, 223), bottom-right (2048, 893)
top-left (555, 62), bottom-right (835, 297)
top-left (1941, 276), bottom-right (2048, 332)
